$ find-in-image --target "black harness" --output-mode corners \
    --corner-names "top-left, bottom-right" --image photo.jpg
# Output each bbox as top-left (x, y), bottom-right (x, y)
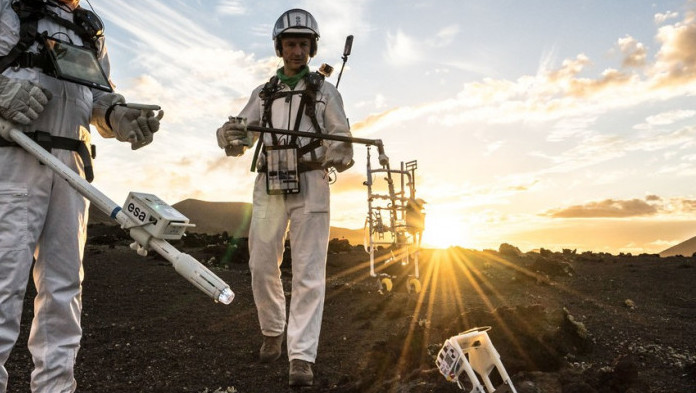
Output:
top-left (0, 130), bottom-right (96, 181)
top-left (0, 0), bottom-right (101, 73)
top-left (251, 71), bottom-right (326, 173)
top-left (0, 0), bottom-right (103, 182)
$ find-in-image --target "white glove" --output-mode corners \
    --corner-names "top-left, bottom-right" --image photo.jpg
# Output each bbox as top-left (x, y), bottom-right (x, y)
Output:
top-left (109, 104), bottom-right (164, 150)
top-left (322, 141), bottom-right (354, 172)
top-left (0, 75), bottom-right (51, 125)
top-left (217, 116), bottom-right (250, 156)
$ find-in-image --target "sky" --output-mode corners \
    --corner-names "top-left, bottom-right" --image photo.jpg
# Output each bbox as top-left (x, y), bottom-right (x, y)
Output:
top-left (84, 0), bottom-right (696, 254)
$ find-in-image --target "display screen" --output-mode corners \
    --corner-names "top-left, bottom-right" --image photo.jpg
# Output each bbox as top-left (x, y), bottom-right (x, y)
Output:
top-left (265, 145), bottom-right (300, 195)
top-left (43, 37), bottom-right (113, 92)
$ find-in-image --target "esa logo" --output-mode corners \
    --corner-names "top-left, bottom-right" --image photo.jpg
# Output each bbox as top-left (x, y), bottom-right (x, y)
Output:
top-left (126, 203), bottom-right (147, 222)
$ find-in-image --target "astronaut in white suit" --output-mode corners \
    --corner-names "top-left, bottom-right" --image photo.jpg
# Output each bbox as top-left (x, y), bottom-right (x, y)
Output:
top-left (217, 8), bottom-right (353, 387)
top-left (0, 0), bottom-right (162, 391)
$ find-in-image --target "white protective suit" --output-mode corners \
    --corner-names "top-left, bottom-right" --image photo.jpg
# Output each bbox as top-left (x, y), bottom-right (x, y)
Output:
top-left (0, 1), bottom-right (108, 392)
top-left (219, 74), bottom-right (351, 363)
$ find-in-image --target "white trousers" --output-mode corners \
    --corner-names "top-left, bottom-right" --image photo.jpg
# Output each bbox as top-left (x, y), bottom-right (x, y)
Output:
top-left (0, 71), bottom-right (91, 393)
top-left (249, 170), bottom-right (330, 363)
top-left (0, 148), bottom-right (87, 393)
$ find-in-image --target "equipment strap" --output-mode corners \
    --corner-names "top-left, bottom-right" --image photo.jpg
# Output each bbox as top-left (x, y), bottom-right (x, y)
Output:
top-left (0, 12), bottom-right (39, 73)
top-left (251, 76), bottom-right (280, 172)
top-left (289, 94), bottom-right (306, 146)
top-left (0, 131), bottom-right (96, 182)
top-left (9, 51), bottom-right (51, 70)
top-left (42, 10), bottom-right (94, 42)
top-left (251, 72), bottom-right (326, 172)
top-left (0, 4), bottom-right (98, 73)
top-left (256, 161), bottom-right (324, 175)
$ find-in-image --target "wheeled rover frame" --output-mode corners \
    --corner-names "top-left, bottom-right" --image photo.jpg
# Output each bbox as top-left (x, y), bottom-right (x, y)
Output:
top-left (363, 148), bottom-right (423, 294)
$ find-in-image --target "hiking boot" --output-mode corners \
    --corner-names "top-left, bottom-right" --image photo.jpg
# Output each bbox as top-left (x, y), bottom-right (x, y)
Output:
top-left (289, 359), bottom-right (314, 386)
top-left (259, 334), bottom-right (283, 363)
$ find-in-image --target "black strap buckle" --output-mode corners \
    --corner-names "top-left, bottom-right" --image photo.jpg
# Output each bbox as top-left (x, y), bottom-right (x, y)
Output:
top-left (33, 130), bottom-right (52, 153)
top-left (13, 51), bottom-right (49, 70)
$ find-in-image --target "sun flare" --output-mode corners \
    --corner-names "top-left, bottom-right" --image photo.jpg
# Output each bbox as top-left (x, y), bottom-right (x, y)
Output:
top-left (420, 212), bottom-right (469, 249)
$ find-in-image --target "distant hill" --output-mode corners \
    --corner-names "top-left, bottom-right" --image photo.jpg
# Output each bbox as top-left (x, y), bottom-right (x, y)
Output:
top-left (660, 235), bottom-right (696, 257)
top-left (173, 199), bottom-right (253, 238)
top-left (88, 198), bottom-right (364, 245)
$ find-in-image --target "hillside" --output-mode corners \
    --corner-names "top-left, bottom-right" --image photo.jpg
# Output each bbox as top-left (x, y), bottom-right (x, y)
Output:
top-left (88, 198), bottom-right (364, 245)
top-left (172, 199), bottom-right (253, 238)
top-left (660, 234), bottom-right (696, 257)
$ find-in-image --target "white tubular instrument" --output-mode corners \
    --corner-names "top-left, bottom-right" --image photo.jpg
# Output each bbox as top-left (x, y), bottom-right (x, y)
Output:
top-left (0, 120), bottom-right (234, 305)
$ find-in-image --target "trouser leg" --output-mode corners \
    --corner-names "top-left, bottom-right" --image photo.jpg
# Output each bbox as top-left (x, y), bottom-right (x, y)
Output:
top-left (0, 248), bottom-right (33, 393)
top-left (286, 209), bottom-right (329, 362)
top-left (0, 167), bottom-right (49, 393)
top-left (249, 179), bottom-right (289, 336)
top-left (29, 178), bottom-right (86, 393)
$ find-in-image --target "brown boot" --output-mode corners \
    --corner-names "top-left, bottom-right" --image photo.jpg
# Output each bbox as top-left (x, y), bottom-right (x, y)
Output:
top-left (289, 359), bottom-right (314, 386)
top-left (259, 334), bottom-right (283, 363)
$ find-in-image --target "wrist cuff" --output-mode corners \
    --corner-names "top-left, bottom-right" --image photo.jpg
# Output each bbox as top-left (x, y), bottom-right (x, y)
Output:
top-left (104, 103), bottom-right (123, 130)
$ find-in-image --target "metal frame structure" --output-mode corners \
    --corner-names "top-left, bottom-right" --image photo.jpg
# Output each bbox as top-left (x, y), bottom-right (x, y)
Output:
top-left (363, 146), bottom-right (422, 294)
top-left (242, 124), bottom-right (425, 293)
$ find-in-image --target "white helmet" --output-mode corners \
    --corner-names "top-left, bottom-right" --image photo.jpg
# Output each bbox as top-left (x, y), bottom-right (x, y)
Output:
top-left (272, 8), bottom-right (320, 57)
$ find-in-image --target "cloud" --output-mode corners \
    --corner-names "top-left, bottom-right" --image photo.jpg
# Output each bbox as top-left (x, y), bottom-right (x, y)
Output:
top-left (652, 7), bottom-right (696, 86)
top-left (547, 54), bottom-right (591, 82)
top-left (655, 11), bottom-right (680, 24)
top-left (427, 24), bottom-right (459, 48)
top-left (354, 7), bottom-right (696, 160)
top-left (627, 125), bottom-right (696, 152)
top-left (384, 29), bottom-right (419, 65)
top-left (216, 0), bottom-right (246, 15)
top-left (656, 161), bottom-right (696, 176)
top-left (95, 1), bottom-right (276, 124)
top-left (302, 1), bottom-right (370, 58)
top-left (547, 116), bottom-right (597, 142)
top-left (385, 24), bottom-right (463, 67)
top-left (536, 134), bottom-right (626, 173)
top-left (350, 106), bottom-right (429, 135)
top-left (567, 68), bottom-right (635, 97)
top-left (545, 198), bottom-right (660, 218)
top-left (354, 93), bottom-right (387, 110)
top-left (644, 109), bottom-right (696, 126)
top-left (618, 35), bottom-right (647, 68)
top-left (680, 199), bottom-right (696, 211)
top-left (545, 194), bottom-right (696, 219)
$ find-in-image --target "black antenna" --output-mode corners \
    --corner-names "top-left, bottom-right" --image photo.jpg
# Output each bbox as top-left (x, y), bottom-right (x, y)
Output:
top-left (335, 35), bottom-right (353, 89)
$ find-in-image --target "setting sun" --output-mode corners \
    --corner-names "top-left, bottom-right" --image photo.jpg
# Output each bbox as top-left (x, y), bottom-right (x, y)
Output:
top-left (420, 212), bottom-right (469, 249)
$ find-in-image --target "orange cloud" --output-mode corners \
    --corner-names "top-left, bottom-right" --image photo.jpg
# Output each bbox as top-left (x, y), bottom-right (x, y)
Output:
top-left (652, 7), bottom-right (696, 86)
top-left (545, 198), bottom-right (659, 218)
top-left (618, 35), bottom-right (647, 68)
top-left (567, 69), bottom-right (634, 97)
top-left (351, 107), bottom-right (402, 134)
top-left (680, 199), bottom-right (696, 212)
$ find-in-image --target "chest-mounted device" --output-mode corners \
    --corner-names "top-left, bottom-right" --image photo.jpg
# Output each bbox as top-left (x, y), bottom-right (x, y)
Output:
top-left (41, 34), bottom-right (112, 92)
